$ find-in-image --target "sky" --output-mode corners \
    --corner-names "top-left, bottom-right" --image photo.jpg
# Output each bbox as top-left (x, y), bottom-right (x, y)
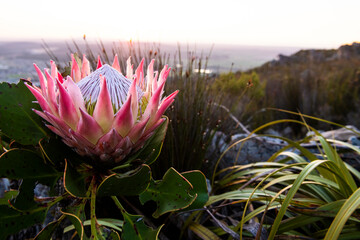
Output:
top-left (1, 0), bottom-right (359, 48)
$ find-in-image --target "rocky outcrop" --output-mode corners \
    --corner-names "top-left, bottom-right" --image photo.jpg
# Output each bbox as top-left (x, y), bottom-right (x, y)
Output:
top-left (266, 42), bottom-right (360, 67)
top-left (207, 131), bottom-right (286, 171)
top-left (337, 42), bottom-right (360, 59)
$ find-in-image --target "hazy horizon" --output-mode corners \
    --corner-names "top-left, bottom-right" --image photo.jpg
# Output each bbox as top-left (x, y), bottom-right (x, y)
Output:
top-left (0, 39), bottom-right (303, 83)
top-left (1, 0), bottom-right (359, 49)
top-left (0, 37), bottom-right (350, 52)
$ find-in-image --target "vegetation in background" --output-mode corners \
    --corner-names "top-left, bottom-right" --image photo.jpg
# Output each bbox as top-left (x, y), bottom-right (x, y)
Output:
top-left (211, 71), bottom-right (268, 129)
top-left (252, 47), bottom-right (360, 133)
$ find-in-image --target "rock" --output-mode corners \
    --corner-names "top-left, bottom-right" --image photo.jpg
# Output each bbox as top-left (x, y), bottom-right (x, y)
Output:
top-left (310, 125), bottom-right (360, 142)
top-left (34, 183), bottom-right (50, 198)
top-left (281, 126), bottom-right (294, 137)
top-left (0, 178), bottom-right (10, 198)
top-left (263, 128), bottom-right (281, 137)
top-left (214, 133), bottom-right (284, 168)
top-left (350, 136), bottom-right (360, 146)
top-left (210, 131), bottom-right (228, 153)
top-left (337, 42), bottom-right (360, 59)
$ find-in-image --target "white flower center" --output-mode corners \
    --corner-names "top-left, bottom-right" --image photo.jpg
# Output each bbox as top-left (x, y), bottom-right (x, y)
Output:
top-left (77, 64), bottom-right (143, 110)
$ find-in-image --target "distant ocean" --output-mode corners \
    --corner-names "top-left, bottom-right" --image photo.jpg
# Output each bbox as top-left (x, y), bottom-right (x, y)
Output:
top-left (0, 40), bottom-right (303, 83)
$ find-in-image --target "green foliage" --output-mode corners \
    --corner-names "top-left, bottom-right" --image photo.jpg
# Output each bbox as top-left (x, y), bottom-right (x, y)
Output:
top-left (181, 170), bottom-right (209, 210)
top-left (34, 216), bottom-right (65, 240)
top-left (212, 71), bottom-right (263, 98)
top-left (0, 190), bottom-right (18, 205)
top-left (121, 212), bottom-right (162, 240)
top-left (97, 164), bottom-right (151, 197)
top-left (139, 167), bottom-right (197, 218)
top-left (0, 149), bottom-right (60, 184)
top-left (63, 159), bottom-right (89, 198)
top-left (325, 67), bottom-right (360, 118)
top-left (0, 205), bottom-right (48, 239)
top-left (0, 81), bottom-right (48, 145)
top-left (255, 54), bottom-right (360, 132)
top-left (61, 208), bottom-right (87, 239)
top-left (211, 71), bottom-right (267, 126)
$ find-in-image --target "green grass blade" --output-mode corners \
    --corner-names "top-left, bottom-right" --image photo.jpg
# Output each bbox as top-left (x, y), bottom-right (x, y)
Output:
top-left (318, 136), bottom-right (357, 194)
top-left (278, 200), bottom-right (346, 233)
top-left (268, 160), bottom-right (328, 239)
top-left (324, 187), bottom-right (360, 240)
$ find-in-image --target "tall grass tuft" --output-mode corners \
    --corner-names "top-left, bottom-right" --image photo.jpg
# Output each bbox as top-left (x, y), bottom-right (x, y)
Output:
top-left (152, 44), bottom-right (224, 177)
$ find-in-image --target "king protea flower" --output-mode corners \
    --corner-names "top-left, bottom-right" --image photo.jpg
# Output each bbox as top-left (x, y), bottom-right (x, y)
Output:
top-left (26, 54), bottom-right (178, 167)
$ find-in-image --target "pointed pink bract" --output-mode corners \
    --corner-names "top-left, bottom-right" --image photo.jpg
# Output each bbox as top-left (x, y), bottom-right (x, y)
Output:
top-left (71, 54), bottom-right (81, 83)
top-left (97, 55), bottom-right (102, 69)
top-left (77, 108), bottom-right (104, 144)
top-left (128, 77), bottom-right (138, 122)
top-left (63, 76), bottom-right (86, 116)
top-left (81, 55), bottom-right (91, 78)
top-left (93, 76), bottom-right (114, 132)
top-left (128, 117), bottom-right (150, 143)
top-left (57, 78), bottom-right (79, 130)
top-left (135, 58), bottom-right (144, 87)
top-left (126, 57), bottom-right (133, 79)
top-left (113, 95), bottom-right (134, 137)
top-left (112, 54), bottom-right (121, 73)
top-left (25, 83), bottom-right (51, 113)
top-left (34, 64), bottom-right (48, 98)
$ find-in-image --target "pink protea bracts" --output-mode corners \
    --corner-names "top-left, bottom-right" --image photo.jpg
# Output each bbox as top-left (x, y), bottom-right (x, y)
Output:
top-left (26, 55), bottom-right (178, 167)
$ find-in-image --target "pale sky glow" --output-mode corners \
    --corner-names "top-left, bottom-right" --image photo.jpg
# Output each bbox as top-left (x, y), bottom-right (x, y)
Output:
top-left (1, 0), bottom-right (359, 48)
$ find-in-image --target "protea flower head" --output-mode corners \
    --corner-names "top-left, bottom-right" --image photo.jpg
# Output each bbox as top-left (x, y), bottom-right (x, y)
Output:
top-left (26, 54), bottom-right (178, 167)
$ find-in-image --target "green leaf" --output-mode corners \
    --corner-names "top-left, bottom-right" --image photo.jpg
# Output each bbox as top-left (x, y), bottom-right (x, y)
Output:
top-left (39, 137), bottom-right (79, 168)
top-left (188, 222), bottom-right (220, 240)
top-left (0, 190), bottom-right (19, 205)
top-left (63, 159), bottom-right (88, 198)
top-left (0, 81), bottom-right (48, 145)
top-left (278, 200), bottom-right (347, 234)
top-left (0, 149), bottom-right (60, 183)
top-left (34, 215), bottom-right (65, 240)
top-left (139, 167), bottom-right (197, 218)
top-left (121, 212), bottom-right (162, 240)
top-left (64, 218), bottom-right (123, 234)
top-left (0, 205), bottom-right (47, 239)
top-left (98, 164), bottom-right (151, 197)
top-left (107, 229), bottom-right (121, 240)
top-left (61, 208), bottom-right (89, 240)
top-left (96, 225), bottom-right (121, 240)
top-left (181, 170), bottom-right (209, 210)
top-left (125, 117), bottom-right (169, 165)
top-left (0, 149), bottom-right (61, 209)
top-left (12, 179), bottom-right (37, 210)
top-left (61, 195), bottom-right (89, 239)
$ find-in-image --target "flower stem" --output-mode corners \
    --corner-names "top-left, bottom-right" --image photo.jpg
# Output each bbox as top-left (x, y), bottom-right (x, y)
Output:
top-left (90, 176), bottom-right (98, 239)
top-left (111, 196), bottom-right (127, 214)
